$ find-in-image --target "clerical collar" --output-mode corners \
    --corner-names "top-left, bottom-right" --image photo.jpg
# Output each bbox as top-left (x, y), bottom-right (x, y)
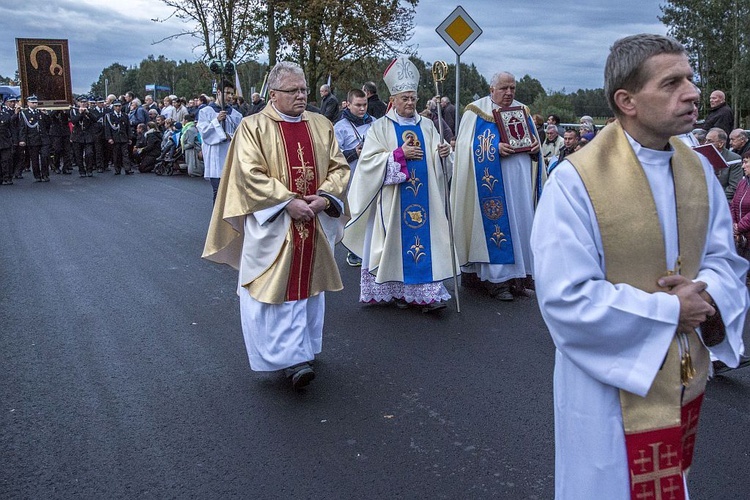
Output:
top-left (624, 131), bottom-right (674, 166)
top-left (272, 104), bottom-right (302, 123)
top-left (393, 111), bottom-right (417, 126)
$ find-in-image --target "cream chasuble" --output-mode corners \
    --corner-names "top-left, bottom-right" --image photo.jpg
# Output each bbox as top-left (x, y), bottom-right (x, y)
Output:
top-left (202, 105), bottom-right (350, 304)
top-left (531, 122), bottom-right (748, 499)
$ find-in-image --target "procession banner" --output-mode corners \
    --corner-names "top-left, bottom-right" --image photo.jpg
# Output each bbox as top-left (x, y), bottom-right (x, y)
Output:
top-left (16, 38), bottom-right (74, 109)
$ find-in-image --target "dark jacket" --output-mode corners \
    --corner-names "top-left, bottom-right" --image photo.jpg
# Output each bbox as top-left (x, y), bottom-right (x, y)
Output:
top-left (70, 108), bottom-right (97, 143)
top-left (320, 93), bottom-right (339, 122)
top-left (702, 102), bottom-right (733, 137)
top-left (18, 108), bottom-right (49, 147)
top-left (0, 107), bottom-right (13, 149)
top-left (248, 98), bottom-right (266, 115)
top-left (366, 94), bottom-right (387, 119)
top-left (105, 112), bottom-right (131, 143)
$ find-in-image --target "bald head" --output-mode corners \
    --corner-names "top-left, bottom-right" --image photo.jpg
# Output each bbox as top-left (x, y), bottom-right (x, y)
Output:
top-left (729, 128), bottom-right (749, 151)
top-left (709, 90), bottom-right (726, 109)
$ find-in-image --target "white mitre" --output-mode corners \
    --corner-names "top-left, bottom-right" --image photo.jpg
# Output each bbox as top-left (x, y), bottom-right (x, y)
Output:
top-left (383, 56), bottom-right (420, 95)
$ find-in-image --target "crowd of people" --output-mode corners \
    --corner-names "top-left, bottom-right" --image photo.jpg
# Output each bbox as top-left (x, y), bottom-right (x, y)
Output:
top-left (3, 33), bottom-right (749, 499)
top-left (0, 88), bottom-right (272, 188)
top-left (200, 35), bottom-right (748, 500)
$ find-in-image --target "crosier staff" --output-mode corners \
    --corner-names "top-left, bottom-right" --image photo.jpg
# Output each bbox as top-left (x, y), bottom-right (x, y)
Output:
top-left (432, 61), bottom-right (461, 313)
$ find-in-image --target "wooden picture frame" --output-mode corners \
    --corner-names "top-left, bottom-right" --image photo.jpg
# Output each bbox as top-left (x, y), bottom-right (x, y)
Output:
top-left (16, 38), bottom-right (74, 109)
top-left (492, 106), bottom-right (535, 153)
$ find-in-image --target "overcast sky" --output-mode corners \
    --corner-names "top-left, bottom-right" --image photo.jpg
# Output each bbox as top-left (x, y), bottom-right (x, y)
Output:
top-left (1, 0), bottom-right (668, 96)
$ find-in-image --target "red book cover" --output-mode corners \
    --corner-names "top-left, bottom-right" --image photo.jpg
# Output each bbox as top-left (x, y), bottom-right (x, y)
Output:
top-left (693, 144), bottom-right (728, 171)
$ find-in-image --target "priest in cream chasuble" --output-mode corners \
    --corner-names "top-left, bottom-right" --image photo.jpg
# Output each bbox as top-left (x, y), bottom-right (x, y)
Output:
top-left (531, 34), bottom-right (748, 499)
top-left (343, 56), bottom-right (455, 310)
top-left (202, 62), bottom-right (349, 388)
top-left (451, 71), bottom-right (543, 301)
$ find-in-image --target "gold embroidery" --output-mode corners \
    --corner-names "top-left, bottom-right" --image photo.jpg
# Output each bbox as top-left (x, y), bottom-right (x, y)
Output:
top-left (293, 221), bottom-right (310, 240)
top-left (292, 142), bottom-right (315, 195)
top-left (403, 204), bottom-right (427, 229)
top-left (401, 130), bottom-right (421, 148)
top-left (406, 169), bottom-right (422, 196)
top-left (407, 235), bottom-right (426, 263)
top-left (481, 167), bottom-right (498, 193)
top-left (490, 224), bottom-right (507, 248)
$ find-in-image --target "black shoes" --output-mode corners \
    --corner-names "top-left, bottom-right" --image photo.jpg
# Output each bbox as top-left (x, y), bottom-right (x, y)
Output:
top-left (285, 362), bottom-right (315, 390)
top-left (393, 298), bottom-right (446, 313)
top-left (489, 283), bottom-right (514, 301)
top-left (346, 252), bottom-right (362, 267)
top-left (421, 301), bottom-right (447, 313)
top-left (125, 170), bottom-right (134, 175)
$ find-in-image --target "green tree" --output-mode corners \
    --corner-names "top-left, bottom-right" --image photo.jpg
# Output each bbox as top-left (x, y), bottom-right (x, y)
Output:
top-left (660, 0), bottom-right (750, 125)
top-left (91, 63), bottom-right (132, 98)
top-left (531, 91), bottom-right (576, 124)
top-left (515, 74), bottom-right (546, 106)
top-left (569, 88), bottom-right (610, 119)
top-left (270, 0), bottom-right (419, 91)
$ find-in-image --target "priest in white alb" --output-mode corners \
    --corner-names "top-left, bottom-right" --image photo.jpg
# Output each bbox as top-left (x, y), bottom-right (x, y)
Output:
top-left (343, 56), bottom-right (454, 313)
top-left (202, 62), bottom-right (349, 390)
top-left (451, 71), bottom-right (542, 302)
top-left (197, 80), bottom-right (243, 203)
top-left (531, 34), bottom-right (748, 499)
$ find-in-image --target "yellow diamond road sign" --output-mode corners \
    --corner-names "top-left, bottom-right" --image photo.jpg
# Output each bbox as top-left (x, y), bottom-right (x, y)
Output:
top-left (436, 6), bottom-right (482, 56)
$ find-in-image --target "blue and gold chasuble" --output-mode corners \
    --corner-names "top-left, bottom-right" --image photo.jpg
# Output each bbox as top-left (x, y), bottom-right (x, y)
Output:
top-left (472, 117), bottom-right (516, 264)
top-left (394, 122), bottom-right (434, 284)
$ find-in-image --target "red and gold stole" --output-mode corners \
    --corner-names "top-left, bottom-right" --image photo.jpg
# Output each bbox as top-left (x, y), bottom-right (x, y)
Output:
top-left (278, 121), bottom-right (319, 301)
top-left (569, 122), bottom-right (712, 500)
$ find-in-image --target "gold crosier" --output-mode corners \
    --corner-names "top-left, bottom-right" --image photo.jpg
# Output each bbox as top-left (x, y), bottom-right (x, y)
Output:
top-left (431, 61), bottom-right (460, 313)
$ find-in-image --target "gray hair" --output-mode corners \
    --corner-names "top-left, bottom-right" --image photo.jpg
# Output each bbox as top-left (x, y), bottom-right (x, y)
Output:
top-left (604, 33), bottom-right (687, 117)
top-left (692, 128), bottom-right (707, 141)
top-left (708, 127), bottom-right (727, 142)
top-left (490, 72), bottom-right (515, 87)
top-left (268, 62), bottom-right (306, 91)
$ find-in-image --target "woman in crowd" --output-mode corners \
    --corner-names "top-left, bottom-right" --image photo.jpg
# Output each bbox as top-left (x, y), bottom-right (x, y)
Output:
top-left (136, 121), bottom-right (163, 173)
top-left (730, 151), bottom-right (750, 267)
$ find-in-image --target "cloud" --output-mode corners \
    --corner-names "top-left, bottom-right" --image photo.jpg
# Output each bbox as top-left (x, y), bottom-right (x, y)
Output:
top-left (1, 0), bottom-right (670, 96)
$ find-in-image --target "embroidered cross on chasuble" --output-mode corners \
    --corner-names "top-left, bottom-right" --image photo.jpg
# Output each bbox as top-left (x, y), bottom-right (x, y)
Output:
top-left (569, 122), bottom-right (713, 500)
top-left (278, 121), bottom-right (320, 301)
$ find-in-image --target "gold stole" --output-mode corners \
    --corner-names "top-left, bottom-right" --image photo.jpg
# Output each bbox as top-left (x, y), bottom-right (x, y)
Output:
top-left (569, 122), bottom-right (710, 500)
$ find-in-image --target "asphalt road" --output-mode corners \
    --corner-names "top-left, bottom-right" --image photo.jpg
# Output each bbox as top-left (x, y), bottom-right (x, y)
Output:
top-left (1, 171), bottom-right (749, 499)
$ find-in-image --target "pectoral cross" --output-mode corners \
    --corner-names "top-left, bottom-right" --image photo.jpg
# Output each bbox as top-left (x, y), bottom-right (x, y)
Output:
top-left (292, 142), bottom-right (315, 195)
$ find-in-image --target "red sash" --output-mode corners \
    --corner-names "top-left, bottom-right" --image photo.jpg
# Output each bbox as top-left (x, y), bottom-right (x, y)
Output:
top-left (278, 121), bottom-right (319, 301)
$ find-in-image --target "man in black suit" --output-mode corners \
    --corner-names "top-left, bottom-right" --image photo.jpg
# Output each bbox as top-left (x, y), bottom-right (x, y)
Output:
top-left (89, 97), bottom-right (109, 173)
top-left (70, 96), bottom-right (97, 177)
top-left (318, 84), bottom-right (339, 122)
top-left (104, 101), bottom-right (133, 175)
top-left (17, 95), bottom-right (50, 182)
top-left (0, 96), bottom-right (14, 185)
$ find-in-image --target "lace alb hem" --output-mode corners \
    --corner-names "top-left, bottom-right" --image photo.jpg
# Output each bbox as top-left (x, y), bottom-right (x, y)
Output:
top-left (359, 268), bottom-right (451, 304)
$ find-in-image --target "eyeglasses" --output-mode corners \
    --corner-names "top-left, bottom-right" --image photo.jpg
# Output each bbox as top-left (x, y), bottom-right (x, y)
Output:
top-left (273, 88), bottom-right (308, 96)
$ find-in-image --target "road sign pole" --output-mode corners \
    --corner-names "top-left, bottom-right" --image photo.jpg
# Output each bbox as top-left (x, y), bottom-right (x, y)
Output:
top-left (455, 54), bottom-right (460, 134)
